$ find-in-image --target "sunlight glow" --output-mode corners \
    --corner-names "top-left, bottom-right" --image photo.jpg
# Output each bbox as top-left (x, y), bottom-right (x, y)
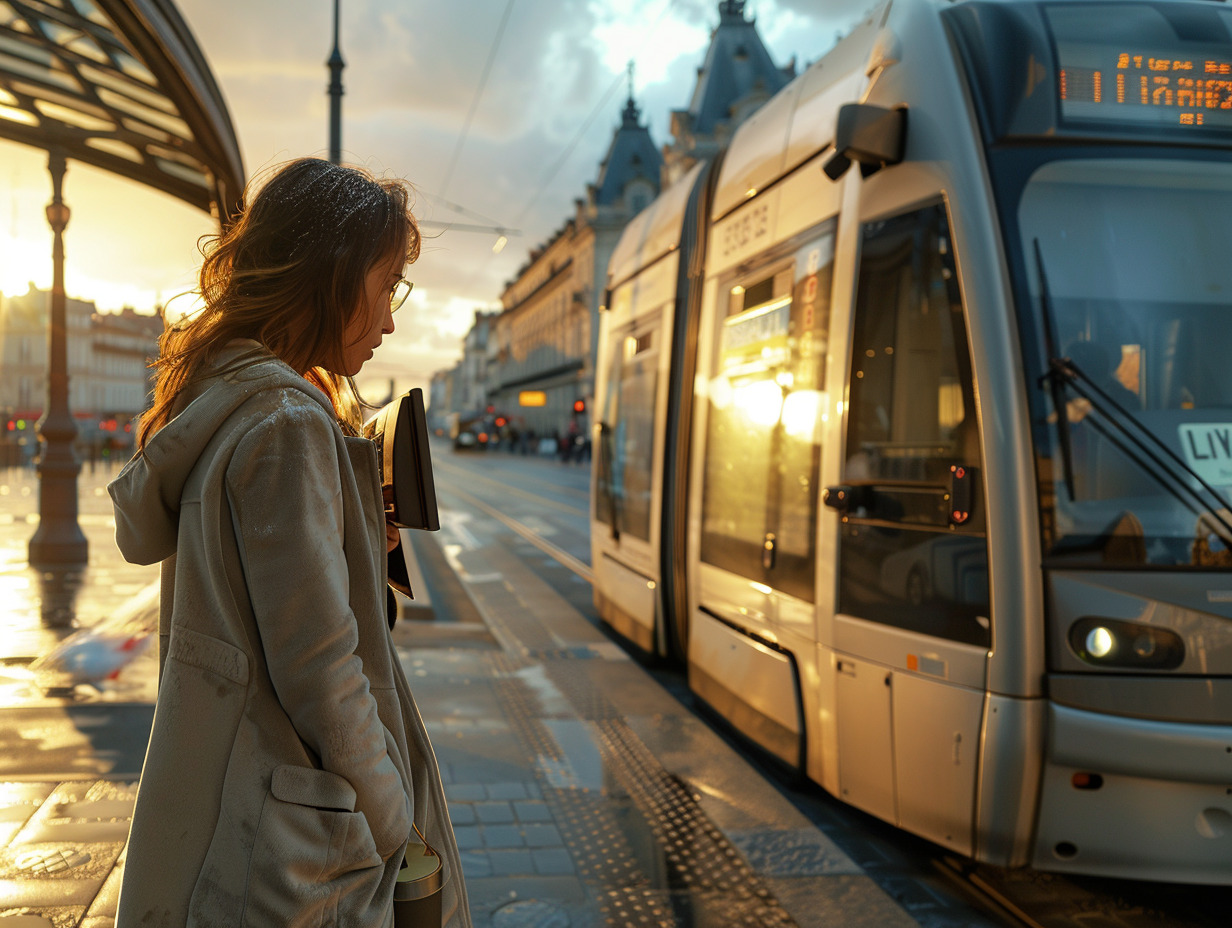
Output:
top-left (732, 378), bottom-right (783, 428)
top-left (591, 3), bottom-right (709, 85)
top-left (0, 233), bottom-right (51, 296)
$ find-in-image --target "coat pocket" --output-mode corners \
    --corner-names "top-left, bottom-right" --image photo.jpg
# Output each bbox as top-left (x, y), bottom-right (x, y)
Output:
top-left (243, 765), bottom-right (384, 926)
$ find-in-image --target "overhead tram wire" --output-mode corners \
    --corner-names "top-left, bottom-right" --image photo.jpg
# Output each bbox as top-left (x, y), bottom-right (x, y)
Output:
top-left (438, 0), bottom-right (517, 201)
top-left (458, 0), bottom-right (677, 275)
top-left (510, 70), bottom-right (629, 230)
top-left (510, 0), bottom-right (678, 230)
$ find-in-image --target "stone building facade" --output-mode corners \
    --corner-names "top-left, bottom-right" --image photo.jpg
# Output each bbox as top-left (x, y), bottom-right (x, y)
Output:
top-left (0, 284), bottom-right (163, 462)
top-left (487, 91), bottom-right (663, 444)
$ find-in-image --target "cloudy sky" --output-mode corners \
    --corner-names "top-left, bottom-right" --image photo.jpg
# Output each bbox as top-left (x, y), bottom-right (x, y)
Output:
top-left (0, 0), bottom-right (863, 397)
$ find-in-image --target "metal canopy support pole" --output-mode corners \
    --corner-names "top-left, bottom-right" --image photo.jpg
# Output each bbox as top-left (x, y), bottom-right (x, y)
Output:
top-left (28, 149), bottom-right (87, 568)
top-left (328, 0), bottom-right (344, 164)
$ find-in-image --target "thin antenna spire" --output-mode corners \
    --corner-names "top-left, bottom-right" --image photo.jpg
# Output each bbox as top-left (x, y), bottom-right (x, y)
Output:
top-left (626, 60), bottom-right (635, 102)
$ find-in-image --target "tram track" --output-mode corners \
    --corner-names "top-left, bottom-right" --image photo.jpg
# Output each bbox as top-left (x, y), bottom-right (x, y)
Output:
top-left (433, 455), bottom-right (589, 516)
top-left (932, 858), bottom-right (1047, 928)
top-left (931, 854), bottom-right (1231, 928)
top-left (436, 478), bottom-right (594, 584)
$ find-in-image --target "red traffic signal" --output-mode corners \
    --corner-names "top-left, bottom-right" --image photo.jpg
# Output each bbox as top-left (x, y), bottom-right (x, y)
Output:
top-left (573, 399), bottom-right (585, 414)
top-left (494, 416), bottom-right (507, 428)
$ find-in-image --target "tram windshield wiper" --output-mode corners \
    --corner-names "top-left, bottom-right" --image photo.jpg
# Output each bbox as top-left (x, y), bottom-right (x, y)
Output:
top-left (1033, 239), bottom-right (1077, 502)
top-left (1033, 240), bottom-right (1232, 549)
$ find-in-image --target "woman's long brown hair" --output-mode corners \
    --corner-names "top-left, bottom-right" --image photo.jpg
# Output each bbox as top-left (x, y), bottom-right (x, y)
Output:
top-left (138, 158), bottom-right (419, 448)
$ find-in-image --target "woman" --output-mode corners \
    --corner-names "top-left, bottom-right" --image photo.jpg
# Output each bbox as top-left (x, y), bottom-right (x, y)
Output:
top-left (109, 158), bottom-right (471, 927)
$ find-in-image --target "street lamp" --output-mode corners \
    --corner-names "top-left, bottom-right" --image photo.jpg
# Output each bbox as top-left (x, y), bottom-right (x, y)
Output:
top-left (328, 0), bottom-right (345, 164)
top-left (28, 149), bottom-right (88, 567)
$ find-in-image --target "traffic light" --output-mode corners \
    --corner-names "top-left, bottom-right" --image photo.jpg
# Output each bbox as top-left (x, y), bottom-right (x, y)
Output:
top-left (573, 399), bottom-right (585, 414)
top-left (494, 416), bottom-right (507, 428)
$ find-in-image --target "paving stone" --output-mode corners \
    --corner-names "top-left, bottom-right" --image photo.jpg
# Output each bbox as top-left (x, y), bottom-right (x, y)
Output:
top-left (729, 827), bottom-right (861, 877)
top-left (520, 823), bottom-right (562, 848)
top-left (82, 842), bottom-right (125, 920)
top-left (459, 851), bottom-right (492, 879)
top-left (452, 825), bottom-right (482, 851)
top-left (447, 804), bottom-right (475, 826)
top-left (474, 801), bottom-right (515, 824)
top-left (484, 782), bottom-right (529, 800)
top-left (0, 842), bottom-right (121, 884)
top-left (480, 825), bottom-right (525, 849)
top-left (512, 800), bottom-right (553, 823)
top-left (444, 783), bottom-right (486, 802)
top-left (0, 910), bottom-right (85, 928)
top-left (530, 847), bottom-right (575, 876)
top-left (490, 898), bottom-right (571, 928)
top-left (0, 875), bottom-right (100, 907)
top-left (487, 849), bottom-right (535, 877)
top-left (0, 783), bottom-right (56, 847)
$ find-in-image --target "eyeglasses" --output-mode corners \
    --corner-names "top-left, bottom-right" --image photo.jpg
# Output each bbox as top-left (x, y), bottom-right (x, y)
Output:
top-left (390, 278), bottom-right (413, 312)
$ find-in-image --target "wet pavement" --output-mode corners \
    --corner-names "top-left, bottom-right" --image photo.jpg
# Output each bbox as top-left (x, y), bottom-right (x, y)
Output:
top-left (0, 459), bottom-right (924, 927)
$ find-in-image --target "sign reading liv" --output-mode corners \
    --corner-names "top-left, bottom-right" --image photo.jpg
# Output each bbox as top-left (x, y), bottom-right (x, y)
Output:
top-left (1178, 423), bottom-right (1232, 488)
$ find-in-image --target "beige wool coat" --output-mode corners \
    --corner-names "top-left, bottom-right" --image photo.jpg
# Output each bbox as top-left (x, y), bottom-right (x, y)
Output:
top-left (108, 341), bottom-right (471, 927)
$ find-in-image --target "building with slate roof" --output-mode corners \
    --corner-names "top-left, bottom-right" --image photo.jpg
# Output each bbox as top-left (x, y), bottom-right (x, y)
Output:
top-left (452, 89), bottom-right (664, 447)
top-left (438, 0), bottom-right (795, 446)
top-left (663, 0), bottom-right (795, 184)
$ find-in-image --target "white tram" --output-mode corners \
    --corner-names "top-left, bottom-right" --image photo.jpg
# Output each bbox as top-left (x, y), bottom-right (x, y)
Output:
top-left (590, 0), bottom-right (1232, 884)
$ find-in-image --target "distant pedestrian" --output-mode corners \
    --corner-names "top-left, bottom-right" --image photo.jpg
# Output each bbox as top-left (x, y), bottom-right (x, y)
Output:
top-left (108, 158), bottom-right (470, 927)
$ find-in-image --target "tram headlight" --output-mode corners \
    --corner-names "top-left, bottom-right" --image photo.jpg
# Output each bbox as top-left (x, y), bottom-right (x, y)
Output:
top-left (1085, 626), bottom-right (1115, 659)
top-left (1068, 617), bottom-right (1185, 670)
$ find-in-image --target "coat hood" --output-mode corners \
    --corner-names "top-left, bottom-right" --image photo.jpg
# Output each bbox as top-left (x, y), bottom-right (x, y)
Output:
top-left (108, 341), bottom-right (336, 566)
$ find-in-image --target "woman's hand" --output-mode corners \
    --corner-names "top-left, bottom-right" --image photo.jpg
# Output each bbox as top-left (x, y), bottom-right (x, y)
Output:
top-left (383, 484), bottom-right (400, 553)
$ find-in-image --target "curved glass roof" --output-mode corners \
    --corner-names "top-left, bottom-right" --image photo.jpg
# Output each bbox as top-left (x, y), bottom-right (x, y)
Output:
top-left (0, 0), bottom-right (244, 221)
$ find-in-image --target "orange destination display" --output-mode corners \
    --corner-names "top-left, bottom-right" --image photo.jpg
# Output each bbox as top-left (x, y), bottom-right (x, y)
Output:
top-left (1048, 5), bottom-right (1232, 130)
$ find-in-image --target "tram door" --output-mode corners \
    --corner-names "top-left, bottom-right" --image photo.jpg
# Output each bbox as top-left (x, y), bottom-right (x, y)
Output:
top-left (828, 202), bottom-right (991, 854)
top-left (594, 298), bottom-right (668, 654)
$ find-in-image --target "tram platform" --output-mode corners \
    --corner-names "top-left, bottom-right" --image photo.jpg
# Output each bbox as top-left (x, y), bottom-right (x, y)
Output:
top-left (0, 461), bottom-right (923, 927)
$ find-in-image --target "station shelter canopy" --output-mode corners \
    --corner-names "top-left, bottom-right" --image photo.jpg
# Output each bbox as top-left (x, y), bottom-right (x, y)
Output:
top-left (0, 0), bottom-right (244, 221)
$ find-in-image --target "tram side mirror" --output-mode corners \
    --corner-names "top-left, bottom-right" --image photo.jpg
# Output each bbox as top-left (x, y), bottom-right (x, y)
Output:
top-left (822, 104), bottom-right (908, 181)
top-left (364, 388), bottom-right (440, 531)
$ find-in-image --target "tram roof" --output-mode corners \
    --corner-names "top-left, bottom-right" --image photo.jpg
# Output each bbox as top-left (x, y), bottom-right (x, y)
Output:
top-left (607, 159), bottom-right (705, 291)
top-left (712, 5), bottom-right (885, 220)
top-left (0, 0), bottom-right (244, 223)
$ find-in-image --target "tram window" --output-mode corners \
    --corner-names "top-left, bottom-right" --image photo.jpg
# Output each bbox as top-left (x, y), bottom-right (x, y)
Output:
top-left (701, 233), bottom-right (834, 601)
top-left (839, 203), bottom-right (990, 647)
top-left (596, 321), bottom-right (659, 541)
top-left (846, 206), bottom-right (981, 505)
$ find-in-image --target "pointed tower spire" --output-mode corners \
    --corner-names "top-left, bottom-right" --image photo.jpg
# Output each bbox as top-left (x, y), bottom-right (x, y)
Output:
top-left (662, 0), bottom-right (792, 184)
top-left (622, 60), bottom-right (640, 127)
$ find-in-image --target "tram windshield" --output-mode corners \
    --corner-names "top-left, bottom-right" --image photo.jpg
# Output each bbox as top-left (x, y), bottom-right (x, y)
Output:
top-left (1017, 158), bottom-right (1232, 568)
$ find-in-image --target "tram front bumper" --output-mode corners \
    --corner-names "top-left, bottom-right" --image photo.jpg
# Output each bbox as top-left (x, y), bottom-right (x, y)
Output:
top-left (1033, 702), bottom-right (1232, 884)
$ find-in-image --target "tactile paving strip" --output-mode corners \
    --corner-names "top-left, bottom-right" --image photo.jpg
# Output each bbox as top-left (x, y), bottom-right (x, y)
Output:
top-left (488, 649), bottom-right (799, 927)
top-left (595, 718), bottom-right (796, 927)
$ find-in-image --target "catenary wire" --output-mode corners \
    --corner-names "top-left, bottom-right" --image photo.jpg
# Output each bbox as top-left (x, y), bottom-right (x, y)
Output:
top-left (438, 0), bottom-right (517, 201)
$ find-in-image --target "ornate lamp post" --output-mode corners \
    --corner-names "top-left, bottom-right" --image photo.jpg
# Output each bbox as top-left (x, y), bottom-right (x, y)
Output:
top-left (328, 0), bottom-right (345, 164)
top-left (28, 149), bottom-right (88, 568)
